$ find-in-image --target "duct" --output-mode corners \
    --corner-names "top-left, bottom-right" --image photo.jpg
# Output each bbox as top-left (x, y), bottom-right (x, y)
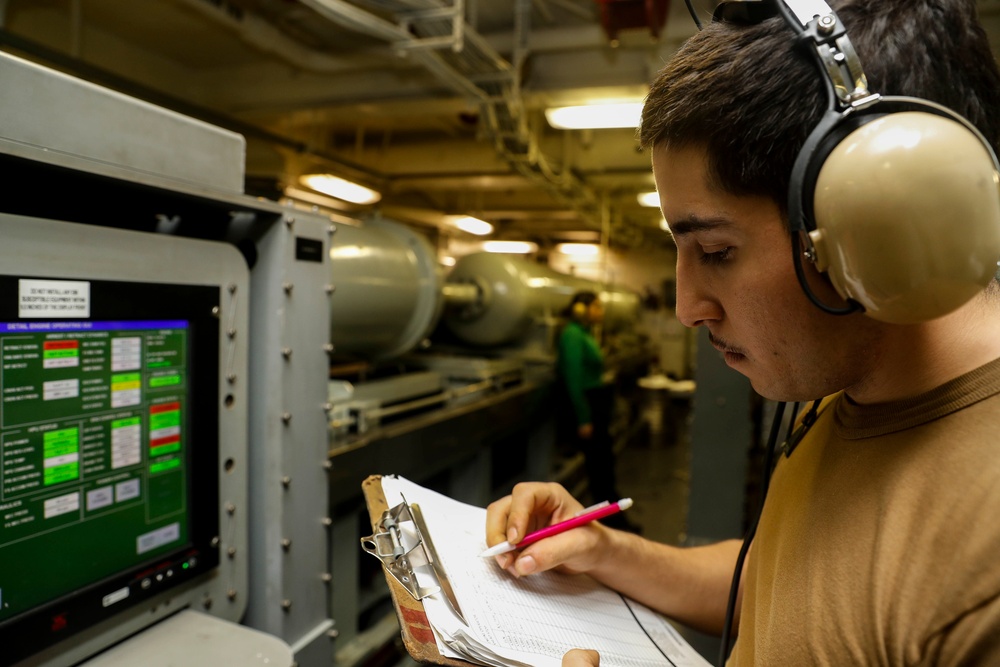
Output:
top-left (172, 0), bottom-right (385, 73)
top-left (298, 0), bottom-right (491, 102)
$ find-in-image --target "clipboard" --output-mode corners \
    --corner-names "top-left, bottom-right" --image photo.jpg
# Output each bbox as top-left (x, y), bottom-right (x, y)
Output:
top-left (361, 475), bottom-right (475, 666)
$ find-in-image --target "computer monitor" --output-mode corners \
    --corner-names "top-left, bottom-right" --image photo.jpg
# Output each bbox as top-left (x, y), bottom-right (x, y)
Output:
top-left (0, 276), bottom-right (223, 665)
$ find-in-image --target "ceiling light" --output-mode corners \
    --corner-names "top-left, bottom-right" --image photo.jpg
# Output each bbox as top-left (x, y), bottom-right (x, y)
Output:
top-left (482, 241), bottom-right (538, 254)
top-left (447, 215), bottom-right (494, 236)
top-left (440, 255), bottom-right (457, 267)
top-left (545, 102), bottom-right (643, 130)
top-left (637, 191), bottom-right (660, 207)
top-left (556, 243), bottom-right (601, 257)
top-left (299, 174), bottom-right (381, 205)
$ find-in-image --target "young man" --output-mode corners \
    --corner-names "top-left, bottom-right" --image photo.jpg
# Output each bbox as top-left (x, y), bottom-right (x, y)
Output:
top-left (485, 0), bottom-right (1000, 664)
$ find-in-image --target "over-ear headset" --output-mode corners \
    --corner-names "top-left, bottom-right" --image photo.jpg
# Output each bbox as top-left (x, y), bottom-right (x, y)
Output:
top-left (572, 301), bottom-right (588, 318)
top-left (715, 0), bottom-right (1000, 324)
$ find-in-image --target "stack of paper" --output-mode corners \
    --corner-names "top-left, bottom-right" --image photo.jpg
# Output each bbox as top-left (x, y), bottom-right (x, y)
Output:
top-left (379, 475), bottom-right (712, 667)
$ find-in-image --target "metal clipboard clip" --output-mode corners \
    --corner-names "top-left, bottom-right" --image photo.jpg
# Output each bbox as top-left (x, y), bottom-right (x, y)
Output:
top-left (361, 495), bottom-right (466, 623)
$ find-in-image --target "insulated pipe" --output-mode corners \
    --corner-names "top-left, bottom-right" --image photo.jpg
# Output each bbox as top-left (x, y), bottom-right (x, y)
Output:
top-left (443, 252), bottom-right (640, 347)
top-left (328, 219), bottom-right (640, 357)
top-left (328, 218), bottom-right (444, 360)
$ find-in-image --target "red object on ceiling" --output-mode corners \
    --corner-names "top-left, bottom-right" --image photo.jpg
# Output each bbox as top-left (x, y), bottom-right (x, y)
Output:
top-left (596, 0), bottom-right (671, 42)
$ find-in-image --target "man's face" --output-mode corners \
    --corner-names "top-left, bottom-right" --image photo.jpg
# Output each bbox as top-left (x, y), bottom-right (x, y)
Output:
top-left (652, 143), bottom-right (882, 401)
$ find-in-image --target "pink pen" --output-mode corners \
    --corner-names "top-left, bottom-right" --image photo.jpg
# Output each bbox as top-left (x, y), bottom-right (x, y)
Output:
top-left (479, 498), bottom-right (633, 558)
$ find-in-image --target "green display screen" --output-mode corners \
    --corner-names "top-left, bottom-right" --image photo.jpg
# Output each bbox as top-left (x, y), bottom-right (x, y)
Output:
top-left (0, 320), bottom-right (190, 623)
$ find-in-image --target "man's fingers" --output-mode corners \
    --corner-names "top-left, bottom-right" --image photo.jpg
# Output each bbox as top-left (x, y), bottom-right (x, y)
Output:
top-left (562, 649), bottom-right (600, 666)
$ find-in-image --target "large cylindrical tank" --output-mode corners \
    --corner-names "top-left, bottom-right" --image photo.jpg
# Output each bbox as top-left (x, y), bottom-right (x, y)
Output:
top-left (443, 252), bottom-right (639, 347)
top-left (328, 218), bottom-right (443, 359)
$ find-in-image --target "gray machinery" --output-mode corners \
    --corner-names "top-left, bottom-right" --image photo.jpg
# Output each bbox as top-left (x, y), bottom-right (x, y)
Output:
top-left (326, 216), bottom-right (642, 443)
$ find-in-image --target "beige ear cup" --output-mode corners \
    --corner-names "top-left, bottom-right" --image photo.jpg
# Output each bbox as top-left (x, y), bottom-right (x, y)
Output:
top-left (810, 111), bottom-right (1000, 324)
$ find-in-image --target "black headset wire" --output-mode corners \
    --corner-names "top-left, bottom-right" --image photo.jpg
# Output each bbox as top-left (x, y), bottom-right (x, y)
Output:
top-left (716, 400), bottom-right (800, 666)
top-left (790, 233), bottom-right (862, 316)
top-left (685, 0), bottom-right (704, 30)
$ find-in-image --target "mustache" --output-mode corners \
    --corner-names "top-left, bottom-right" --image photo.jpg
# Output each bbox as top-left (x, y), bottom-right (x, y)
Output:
top-left (708, 332), bottom-right (748, 357)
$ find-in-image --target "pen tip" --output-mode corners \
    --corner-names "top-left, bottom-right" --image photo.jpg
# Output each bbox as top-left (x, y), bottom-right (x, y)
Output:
top-left (480, 541), bottom-right (513, 558)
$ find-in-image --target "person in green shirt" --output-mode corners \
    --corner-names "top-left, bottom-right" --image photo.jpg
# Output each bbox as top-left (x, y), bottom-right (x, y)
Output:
top-left (556, 291), bottom-right (623, 512)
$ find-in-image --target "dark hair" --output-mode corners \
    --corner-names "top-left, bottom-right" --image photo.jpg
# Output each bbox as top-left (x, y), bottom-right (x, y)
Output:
top-left (564, 291), bottom-right (599, 319)
top-left (639, 0), bottom-right (1000, 212)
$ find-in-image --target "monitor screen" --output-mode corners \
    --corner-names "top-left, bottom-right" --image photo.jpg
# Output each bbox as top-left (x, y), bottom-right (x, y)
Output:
top-left (0, 276), bottom-right (221, 664)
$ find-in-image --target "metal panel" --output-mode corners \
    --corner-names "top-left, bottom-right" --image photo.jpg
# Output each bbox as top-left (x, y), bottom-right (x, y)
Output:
top-left (0, 51), bottom-right (245, 195)
top-left (243, 209), bottom-right (336, 667)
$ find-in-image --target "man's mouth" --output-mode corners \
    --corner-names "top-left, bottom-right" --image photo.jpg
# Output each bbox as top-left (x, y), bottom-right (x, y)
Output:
top-left (708, 333), bottom-right (747, 363)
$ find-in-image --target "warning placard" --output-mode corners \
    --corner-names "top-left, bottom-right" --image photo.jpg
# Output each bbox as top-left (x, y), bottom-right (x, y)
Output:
top-left (18, 280), bottom-right (91, 319)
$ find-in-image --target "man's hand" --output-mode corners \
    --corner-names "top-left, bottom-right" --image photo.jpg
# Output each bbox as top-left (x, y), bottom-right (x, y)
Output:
top-left (562, 649), bottom-right (600, 666)
top-left (484, 481), bottom-right (610, 577)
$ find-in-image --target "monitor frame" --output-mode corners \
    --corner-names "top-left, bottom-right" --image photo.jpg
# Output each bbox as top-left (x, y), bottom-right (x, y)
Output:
top-left (0, 278), bottom-right (222, 665)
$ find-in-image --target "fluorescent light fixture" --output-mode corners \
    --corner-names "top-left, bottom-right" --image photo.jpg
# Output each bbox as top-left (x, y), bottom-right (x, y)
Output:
top-left (545, 102), bottom-right (643, 130)
top-left (447, 215), bottom-right (494, 236)
top-left (637, 191), bottom-right (660, 207)
top-left (482, 240), bottom-right (538, 254)
top-left (440, 255), bottom-right (457, 267)
top-left (556, 243), bottom-right (601, 257)
top-left (299, 174), bottom-right (381, 205)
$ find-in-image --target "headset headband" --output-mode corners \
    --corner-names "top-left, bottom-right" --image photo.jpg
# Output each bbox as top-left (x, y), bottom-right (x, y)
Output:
top-left (715, 0), bottom-right (877, 112)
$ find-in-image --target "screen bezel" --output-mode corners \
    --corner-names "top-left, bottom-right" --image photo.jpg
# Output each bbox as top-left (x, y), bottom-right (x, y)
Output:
top-left (0, 276), bottom-right (221, 665)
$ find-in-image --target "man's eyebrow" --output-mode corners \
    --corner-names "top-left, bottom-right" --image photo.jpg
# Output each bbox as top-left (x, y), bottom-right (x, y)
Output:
top-left (664, 216), bottom-right (733, 236)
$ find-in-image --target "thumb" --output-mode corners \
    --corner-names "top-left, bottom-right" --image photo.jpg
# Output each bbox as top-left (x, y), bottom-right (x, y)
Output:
top-left (562, 649), bottom-right (600, 667)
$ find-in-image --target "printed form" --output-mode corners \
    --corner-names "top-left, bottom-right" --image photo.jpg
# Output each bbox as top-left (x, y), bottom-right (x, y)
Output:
top-left (380, 476), bottom-right (712, 667)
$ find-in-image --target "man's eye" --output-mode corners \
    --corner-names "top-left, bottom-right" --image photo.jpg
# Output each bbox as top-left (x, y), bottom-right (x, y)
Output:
top-left (699, 246), bottom-right (735, 265)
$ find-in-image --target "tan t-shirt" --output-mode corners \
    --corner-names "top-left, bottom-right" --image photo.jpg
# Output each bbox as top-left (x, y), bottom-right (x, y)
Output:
top-left (732, 358), bottom-right (1000, 666)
